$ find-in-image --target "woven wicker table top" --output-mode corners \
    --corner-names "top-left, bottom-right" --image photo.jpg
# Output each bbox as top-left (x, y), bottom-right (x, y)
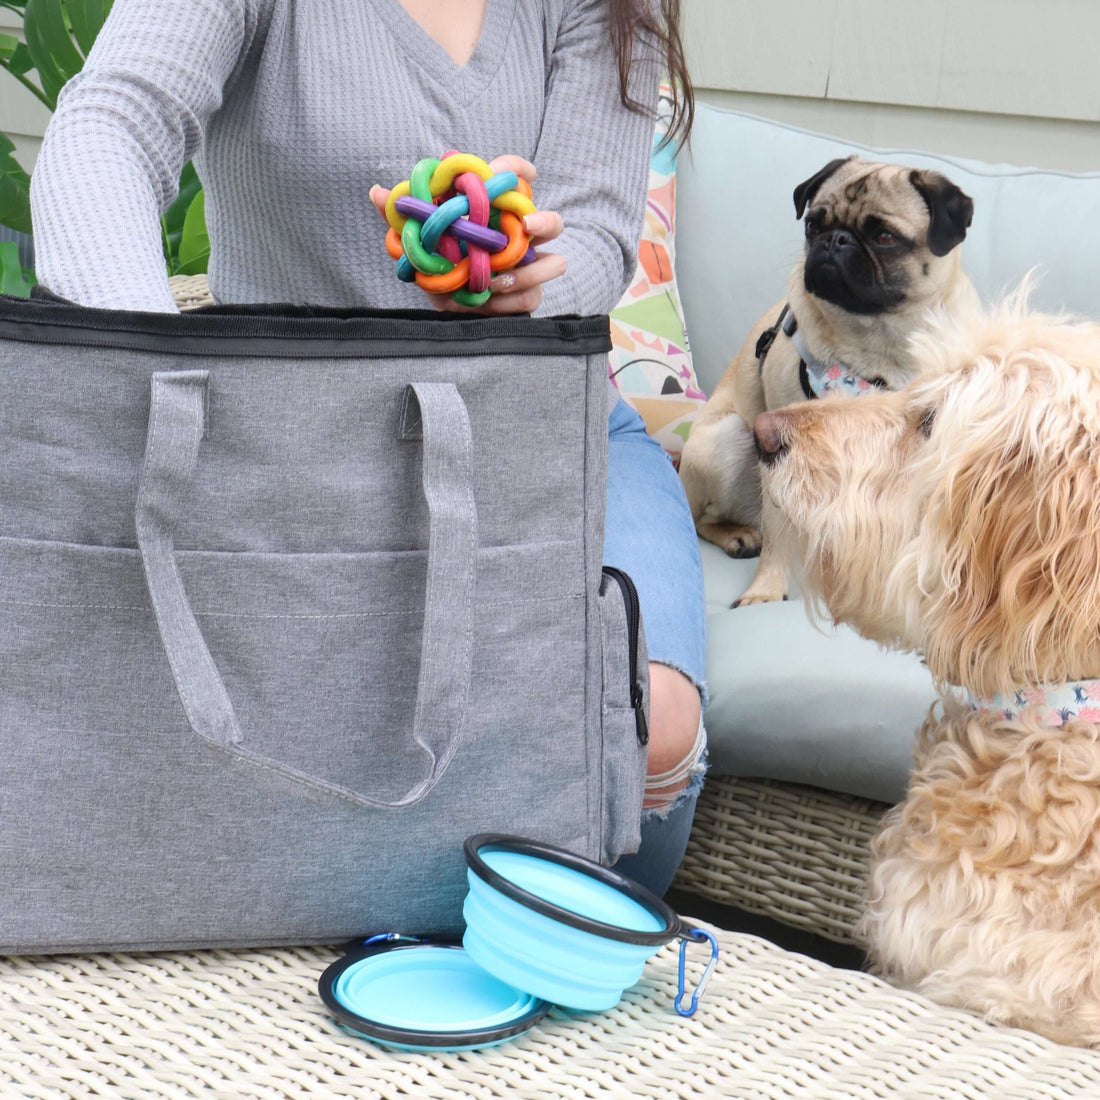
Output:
top-left (3, 925), bottom-right (1099, 1100)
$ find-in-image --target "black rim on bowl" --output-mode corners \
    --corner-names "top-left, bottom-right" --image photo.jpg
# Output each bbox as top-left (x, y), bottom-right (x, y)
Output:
top-left (463, 833), bottom-right (682, 947)
top-left (318, 939), bottom-right (550, 1049)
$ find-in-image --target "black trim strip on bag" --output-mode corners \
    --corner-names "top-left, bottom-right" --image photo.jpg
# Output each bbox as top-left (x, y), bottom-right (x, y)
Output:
top-left (601, 566), bottom-right (648, 745)
top-left (0, 292), bottom-right (611, 358)
top-left (463, 834), bottom-right (682, 947)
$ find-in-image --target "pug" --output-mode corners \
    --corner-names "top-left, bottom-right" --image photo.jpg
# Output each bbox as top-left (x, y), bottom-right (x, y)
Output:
top-left (679, 156), bottom-right (978, 606)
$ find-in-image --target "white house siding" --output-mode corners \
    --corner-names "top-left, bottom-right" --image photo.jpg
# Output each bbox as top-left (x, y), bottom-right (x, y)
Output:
top-left (1, 2), bottom-right (1097, 173)
top-left (0, 7), bottom-right (48, 169)
top-left (687, 0), bottom-right (1100, 172)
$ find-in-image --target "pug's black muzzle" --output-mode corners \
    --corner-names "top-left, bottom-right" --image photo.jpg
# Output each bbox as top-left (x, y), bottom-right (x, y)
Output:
top-left (803, 229), bottom-right (904, 316)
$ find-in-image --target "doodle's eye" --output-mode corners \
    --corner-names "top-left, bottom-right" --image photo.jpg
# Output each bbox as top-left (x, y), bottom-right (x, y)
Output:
top-left (918, 407), bottom-right (936, 439)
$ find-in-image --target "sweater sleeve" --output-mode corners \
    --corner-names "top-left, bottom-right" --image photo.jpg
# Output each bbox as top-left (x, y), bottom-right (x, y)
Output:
top-left (29, 0), bottom-right (265, 312)
top-left (532, 0), bottom-right (661, 317)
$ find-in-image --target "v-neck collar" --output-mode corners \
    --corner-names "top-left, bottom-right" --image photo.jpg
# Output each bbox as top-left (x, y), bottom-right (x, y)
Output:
top-left (372, 0), bottom-right (516, 104)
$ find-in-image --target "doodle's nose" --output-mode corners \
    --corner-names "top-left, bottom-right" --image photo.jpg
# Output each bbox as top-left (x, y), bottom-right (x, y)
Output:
top-left (753, 412), bottom-right (789, 465)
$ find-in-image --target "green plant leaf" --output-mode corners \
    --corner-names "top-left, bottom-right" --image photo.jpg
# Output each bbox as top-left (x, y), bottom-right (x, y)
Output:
top-left (68, 0), bottom-right (111, 57)
top-left (22, 0), bottom-right (66, 104)
top-left (0, 239), bottom-right (32, 297)
top-left (161, 161), bottom-right (202, 272)
top-left (36, 0), bottom-right (84, 69)
top-left (0, 134), bottom-right (31, 235)
top-left (177, 187), bottom-right (209, 275)
top-left (22, 0), bottom-right (111, 106)
top-left (4, 41), bottom-right (36, 79)
top-left (162, 160), bottom-right (201, 251)
top-left (0, 32), bottom-right (18, 63)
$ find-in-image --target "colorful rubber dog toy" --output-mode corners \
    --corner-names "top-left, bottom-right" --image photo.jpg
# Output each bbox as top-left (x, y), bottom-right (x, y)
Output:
top-left (384, 152), bottom-right (538, 307)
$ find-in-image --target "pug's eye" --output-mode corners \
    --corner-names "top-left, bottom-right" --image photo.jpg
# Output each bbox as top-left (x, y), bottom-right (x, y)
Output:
top-left (918, 407), bottom-right (936, 439)
top-left (874, 229), bottom-right (897, 247)
top-left (804, 214), bottom-right (821, 238)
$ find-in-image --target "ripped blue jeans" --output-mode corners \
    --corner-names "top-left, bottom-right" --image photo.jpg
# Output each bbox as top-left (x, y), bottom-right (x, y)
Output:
top-left (603, 393), bottom-right (708, 897)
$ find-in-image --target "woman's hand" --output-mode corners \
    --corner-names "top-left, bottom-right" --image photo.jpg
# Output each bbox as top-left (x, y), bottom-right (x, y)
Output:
top-left (369, 155), bottom-right (566, 314)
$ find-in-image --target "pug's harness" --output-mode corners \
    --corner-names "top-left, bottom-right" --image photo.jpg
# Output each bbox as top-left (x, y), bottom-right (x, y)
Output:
top-left (755, 304), bottom-right (888, 399)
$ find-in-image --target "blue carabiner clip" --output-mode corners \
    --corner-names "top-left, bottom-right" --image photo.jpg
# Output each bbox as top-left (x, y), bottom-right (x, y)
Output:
top-left (675, 926), bottom-right (719, 1018)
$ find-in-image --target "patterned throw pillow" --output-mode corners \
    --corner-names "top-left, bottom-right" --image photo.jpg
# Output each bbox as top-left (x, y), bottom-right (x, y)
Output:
top-left (608, 87), bottom-right (706, 467)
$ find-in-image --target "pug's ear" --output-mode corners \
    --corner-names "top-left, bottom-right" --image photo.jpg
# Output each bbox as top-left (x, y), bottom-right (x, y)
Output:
top-left (909, 170), bottom-right (975, 257)
top-left (793, 157), bottom-right (852, 219)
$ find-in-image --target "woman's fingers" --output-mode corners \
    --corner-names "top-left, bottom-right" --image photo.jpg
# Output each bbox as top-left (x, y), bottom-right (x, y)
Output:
top-left (489, 250), bottom-right (566, 296)
top-left (485, 158), bottom-right (560, 244)
top-left (488, 154), bottom-right (536, 184)
top-left (427, 287), bottom-right (543, 315)
top-left (423, 251), bottom-right (567, 315)
top-left (476, 251), bottom-right (568, 314)
top-left (368, 184), bottom-right (389, 218)
top-left (438, 285), bottom-right (543, 315)
top-left (522, 209), bottom-right (564, 247)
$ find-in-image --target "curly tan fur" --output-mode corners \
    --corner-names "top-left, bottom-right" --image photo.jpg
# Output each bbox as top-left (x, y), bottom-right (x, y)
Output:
top-left (759, 289), bottom-right (1100, 1044)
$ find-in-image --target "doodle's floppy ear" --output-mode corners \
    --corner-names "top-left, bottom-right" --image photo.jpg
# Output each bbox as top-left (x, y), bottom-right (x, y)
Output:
top-left (909, 170), bottom-right (974, 257)
top-left (920, 390), bottom-right (1100, 694)
top-left (793, 156), bottom-right (853, 219)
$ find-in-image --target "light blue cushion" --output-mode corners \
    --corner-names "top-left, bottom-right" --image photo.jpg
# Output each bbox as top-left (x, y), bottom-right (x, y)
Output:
top-left (702, 545), bottom-right (935, 804)
top-left (678, 108), bottom-right (1100, 802)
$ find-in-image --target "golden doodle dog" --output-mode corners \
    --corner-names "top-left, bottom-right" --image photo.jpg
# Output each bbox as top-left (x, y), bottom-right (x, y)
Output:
top-left (753, 290), bottom-right (1100, 1046)
top-left (679, 156), bottom-right (976, 607)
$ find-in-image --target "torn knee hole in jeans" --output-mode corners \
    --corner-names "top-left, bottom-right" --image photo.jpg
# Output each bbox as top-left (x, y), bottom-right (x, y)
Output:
top-left (642, 717), bottom-right (707, 817)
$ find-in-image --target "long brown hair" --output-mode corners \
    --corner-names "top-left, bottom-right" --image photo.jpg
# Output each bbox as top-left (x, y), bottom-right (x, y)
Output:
top-left (608, 0), bottom-right (694, 148)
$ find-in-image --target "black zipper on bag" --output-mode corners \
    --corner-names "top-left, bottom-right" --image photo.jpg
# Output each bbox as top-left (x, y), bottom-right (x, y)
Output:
top-left (0, 294), bottom-right (612, 359)
top-left (601, 566), bottom-right (648, 746)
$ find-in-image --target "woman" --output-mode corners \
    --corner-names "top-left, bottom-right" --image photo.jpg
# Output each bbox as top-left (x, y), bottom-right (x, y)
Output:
top-left (30, 0), bottom-right (705, 895)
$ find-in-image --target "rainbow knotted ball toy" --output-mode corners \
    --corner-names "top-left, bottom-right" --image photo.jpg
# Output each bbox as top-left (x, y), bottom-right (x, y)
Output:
top-left (384, 151), bottom-right (538, 307)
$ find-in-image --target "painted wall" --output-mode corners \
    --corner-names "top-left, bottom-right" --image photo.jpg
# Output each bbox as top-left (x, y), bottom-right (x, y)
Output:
top-left (685, 0), bottom-right (1100, 173)
top-left (2, 2), bottom-right (1098, 173)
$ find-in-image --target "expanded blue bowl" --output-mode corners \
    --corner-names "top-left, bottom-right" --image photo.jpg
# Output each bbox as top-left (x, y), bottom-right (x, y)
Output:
top-left (462, 834), bottom-right (684, 1011)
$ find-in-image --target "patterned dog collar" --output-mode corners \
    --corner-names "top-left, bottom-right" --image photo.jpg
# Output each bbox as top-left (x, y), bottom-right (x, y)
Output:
top-left (788, 323), bottom-right (883, 400)
top-left (967, 681), bottom-right (1100, 726)
top-left (754, 304), bottom-right (892, 400)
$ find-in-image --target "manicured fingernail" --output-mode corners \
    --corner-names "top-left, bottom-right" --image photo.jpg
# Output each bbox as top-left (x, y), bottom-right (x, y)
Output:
top-left (492, 273), bottom-right (516, 290)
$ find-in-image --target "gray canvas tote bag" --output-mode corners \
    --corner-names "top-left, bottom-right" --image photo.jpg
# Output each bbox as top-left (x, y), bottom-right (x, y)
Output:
top-left (0, 294), bottom-right (648, 953)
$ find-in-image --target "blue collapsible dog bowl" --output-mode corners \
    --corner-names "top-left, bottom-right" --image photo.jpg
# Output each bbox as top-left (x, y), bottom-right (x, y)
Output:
top-left (462, 833), bottom-right (710, 1012)
top-left (318, 837), bottom-right (719, 1051)
top-left (318, 935), bottom-right (550, 1052)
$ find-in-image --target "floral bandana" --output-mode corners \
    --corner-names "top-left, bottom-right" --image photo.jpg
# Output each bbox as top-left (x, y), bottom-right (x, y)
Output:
top-left (788, 326), bottom-right (879, 399)
top-left (967, 681), bottom-right (1100, 726)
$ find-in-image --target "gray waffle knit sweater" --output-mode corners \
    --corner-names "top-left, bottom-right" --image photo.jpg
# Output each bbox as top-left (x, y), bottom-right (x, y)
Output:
top-left (30, 0), bottom-right (659, 316)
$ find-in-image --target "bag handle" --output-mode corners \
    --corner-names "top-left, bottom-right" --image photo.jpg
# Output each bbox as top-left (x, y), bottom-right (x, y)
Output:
top-left (135, 370), bottom-right (477, 808)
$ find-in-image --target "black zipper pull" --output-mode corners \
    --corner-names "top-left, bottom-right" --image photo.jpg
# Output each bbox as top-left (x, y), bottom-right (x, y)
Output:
top-left (631, 683), bottom-right (649, 746)
top-left (603, 566), bottom-right (648, 745)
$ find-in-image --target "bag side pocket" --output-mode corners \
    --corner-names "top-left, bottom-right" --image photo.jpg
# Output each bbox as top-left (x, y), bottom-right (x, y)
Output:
top-left (598, 566), bottom-right (649, 864)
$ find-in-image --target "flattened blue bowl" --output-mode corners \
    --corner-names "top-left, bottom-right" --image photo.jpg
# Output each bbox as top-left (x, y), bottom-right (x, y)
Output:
top-left (318, 939), bottom-right (549, 1051)
top-left (462, 834), bottom-right (683, 1011)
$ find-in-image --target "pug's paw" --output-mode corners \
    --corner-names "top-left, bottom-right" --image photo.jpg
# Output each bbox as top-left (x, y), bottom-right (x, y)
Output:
top-left (732, 584), bottom-right (789, 608)
top-left (698, 521), bottom-right (762, 559)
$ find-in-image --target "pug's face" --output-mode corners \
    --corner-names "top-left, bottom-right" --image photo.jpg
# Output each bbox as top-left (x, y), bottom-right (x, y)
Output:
top-left (793, 157), bottom-right (974, 316)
